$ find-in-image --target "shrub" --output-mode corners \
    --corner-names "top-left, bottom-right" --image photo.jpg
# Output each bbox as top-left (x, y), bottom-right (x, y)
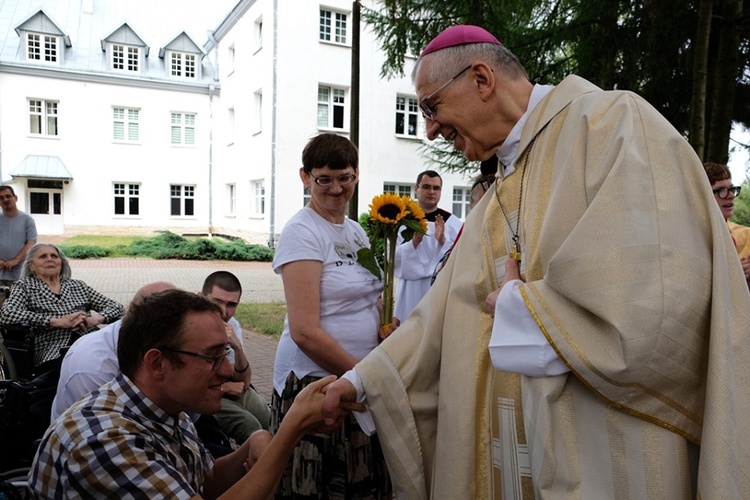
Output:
top-left (58, 245), bottom-right (111, 259)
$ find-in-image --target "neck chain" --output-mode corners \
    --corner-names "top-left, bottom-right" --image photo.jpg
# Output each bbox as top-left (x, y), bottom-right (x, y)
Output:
top-left (494, 138), bottom-right (536, 262)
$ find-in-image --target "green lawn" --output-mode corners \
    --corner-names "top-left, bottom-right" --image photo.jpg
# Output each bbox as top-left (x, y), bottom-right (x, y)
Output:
top-left (235, 302), bottom-right (286, 337)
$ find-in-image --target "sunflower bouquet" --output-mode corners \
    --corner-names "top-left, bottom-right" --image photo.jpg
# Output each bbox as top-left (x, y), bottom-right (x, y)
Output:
top-left (358, 193), bottom-right (428, 336)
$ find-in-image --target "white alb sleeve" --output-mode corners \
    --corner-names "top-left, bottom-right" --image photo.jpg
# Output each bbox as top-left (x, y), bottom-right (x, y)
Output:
top-left (489, 280), bottom-right (570, 377)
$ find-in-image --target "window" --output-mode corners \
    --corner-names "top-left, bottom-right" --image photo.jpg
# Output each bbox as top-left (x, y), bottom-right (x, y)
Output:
top-left (27, 33), bottom-right (57, 62)
top-left (254, 91), bottom-right (263, 133)
top-left (251, 180), bottom-right (265, 216)
top-left (112, 44), bottom-right (139, 72)
top-left (170, 184), bottom-right (195, 216)
top-left (113, 107), bottom-right (139, 142)
top-left (170, 52), bottom-right (196, 78)
top-left (28, 99), bottom-right (58, 136)
top-left (227, 107), bottom-right (235, 145)
top-left (395, 96), bottom-right (419, 136)
top-left (452, 187), bottom-right (471, 219)
top-left (317, 86), bottom-right (346, 129)
top-left (303, 186), bottom-right (311, 207)
top-left (171, 112), bottom-right (196, 145)
top-left (113, 183), bottom-right (140, 215)
top-left (227, 44), bottom-right (235, 75)
top-left (255, 19), bottom-right (263, 51)
top-left (384, 183), bottom-right (413, 197)
top-left (227, 184), bottom-right (236, 215)
top-left (319, 9), bottom-right (347, 44)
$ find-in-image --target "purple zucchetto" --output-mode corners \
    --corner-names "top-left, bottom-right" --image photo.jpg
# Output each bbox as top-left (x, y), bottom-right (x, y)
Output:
top-left (420, 25), bottom-right (502, 57)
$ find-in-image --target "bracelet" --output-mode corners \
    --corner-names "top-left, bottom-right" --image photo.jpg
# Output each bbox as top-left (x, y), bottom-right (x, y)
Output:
top-left (234, 361), bottom-right (250, 374)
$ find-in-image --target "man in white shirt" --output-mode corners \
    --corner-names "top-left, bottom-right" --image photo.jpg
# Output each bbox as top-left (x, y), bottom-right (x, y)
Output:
top-left (394, 170), bottom-right (462, 321)
top-left (200, 271), bottom-right (272, 444)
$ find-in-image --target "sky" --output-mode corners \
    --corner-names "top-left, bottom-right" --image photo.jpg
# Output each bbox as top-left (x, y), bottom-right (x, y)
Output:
top-left (729, 125), bottom-right (750, 183)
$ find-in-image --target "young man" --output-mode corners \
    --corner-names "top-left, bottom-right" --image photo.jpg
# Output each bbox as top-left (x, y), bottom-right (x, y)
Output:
top-left (200, 271), bottom-right (272, 444)
top-left (0, 185), bottom-right (37, 307)
top-left (703, 162), bottom-right (750, 286)
top-left (32, 289), bottom-right (334, 498)
top-left (393, 170), bottom-right (463, 320)
top-left (324, 25), bottom-right (750, 498)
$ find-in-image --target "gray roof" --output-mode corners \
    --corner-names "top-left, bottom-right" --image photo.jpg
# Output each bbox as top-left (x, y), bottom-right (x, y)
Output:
top-left (0, 0), bottom-right (238, 84)
top-left (11, 155), bottom-right (73, 179)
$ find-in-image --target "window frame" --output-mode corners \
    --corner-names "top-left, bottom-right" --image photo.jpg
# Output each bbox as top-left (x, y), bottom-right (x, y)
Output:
top-left (28, 98), bottom-right (59, 137)
top-left (383, 183), bottom-right (414, 198)
top-left (170, 184), bottom-right (196, 217)
top-left (170, 112), bottom-right (197, 146)
top-left (26, 33), bottom-right (58, 63)
top-left (111, 43), bottom-right (140, 72)
top-left (169, 51), bottom-right (197, 79)
top-left (251, 180), bottom-right (266, 217)
top-left (113, 106), bottom-right (140, 143)
top-left (395, 95), bottom-right (419, 137)
top-left (452, 186), bottom-right (471, 219)
top-left (319, 8), bottom-right (348, 45)
top-left (317, 85), bottom-right (347, 130)
top-left (113, 182), bottom-right (141, 216)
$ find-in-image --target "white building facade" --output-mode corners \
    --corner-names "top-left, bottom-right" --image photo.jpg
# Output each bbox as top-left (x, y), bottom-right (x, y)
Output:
top-left (0, 0), bottom-right (476, 242)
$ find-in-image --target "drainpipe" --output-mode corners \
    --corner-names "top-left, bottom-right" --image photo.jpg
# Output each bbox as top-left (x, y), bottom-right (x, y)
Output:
top-left (208, 84), bottom-right (216, 236)
top-left (268, 0), bottom-right (279, 248)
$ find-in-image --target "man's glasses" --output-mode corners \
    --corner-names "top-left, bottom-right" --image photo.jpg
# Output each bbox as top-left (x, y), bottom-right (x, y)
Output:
top-left (713, 186), bottom-right (741, 199)
top-left (419, 65), bottom-right (472, 121)
top-left (418, 184), bottom-right (442, 192)
top-left (158, 346), bottom-right (231, 371)
top-left (310, 172), bottom-right (357, 187)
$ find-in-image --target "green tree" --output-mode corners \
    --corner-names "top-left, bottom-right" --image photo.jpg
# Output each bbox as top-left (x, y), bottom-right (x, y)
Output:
top-left (362, 0), bottom-right (750, 171)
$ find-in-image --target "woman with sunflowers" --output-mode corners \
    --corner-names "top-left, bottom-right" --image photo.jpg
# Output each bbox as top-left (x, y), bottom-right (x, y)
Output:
top-left (270, 133), bottom-right (391, 499)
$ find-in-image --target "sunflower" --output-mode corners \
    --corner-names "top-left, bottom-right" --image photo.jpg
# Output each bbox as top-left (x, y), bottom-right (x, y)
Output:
top-left (369, 193), bottom-right (407, 224)
top-left (403, 197), bottom-right (428, 232)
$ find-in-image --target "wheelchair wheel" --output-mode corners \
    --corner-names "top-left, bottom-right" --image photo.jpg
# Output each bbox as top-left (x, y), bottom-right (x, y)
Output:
top-left (0, 342), bottom-right (17, 381)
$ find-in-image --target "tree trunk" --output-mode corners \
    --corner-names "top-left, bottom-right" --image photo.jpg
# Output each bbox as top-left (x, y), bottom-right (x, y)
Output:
top-left (707, 0), bottom-right (742, 163)
top-left (690, 0), bottom-right (713, 159)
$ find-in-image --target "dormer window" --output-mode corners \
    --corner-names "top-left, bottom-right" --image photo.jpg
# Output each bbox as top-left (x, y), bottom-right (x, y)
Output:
top-left (27, 33), bottom-right (58, 62)
top-left (112, 44), bottom-right (139, 72)
top-left (102, 23), bottom-right (148, 75)
top-left (170, 52), bottom-right (196, 78)
top-left (15, 10), bottom-right (70, 65)
top-left (160, 32), bottom-right (203, 80)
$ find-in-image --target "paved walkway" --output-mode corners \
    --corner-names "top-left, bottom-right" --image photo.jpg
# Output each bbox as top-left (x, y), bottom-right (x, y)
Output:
top-left (69, 258), bottom-right (283, 402)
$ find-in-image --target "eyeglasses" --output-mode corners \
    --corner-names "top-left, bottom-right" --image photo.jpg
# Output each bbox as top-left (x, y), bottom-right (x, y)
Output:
top-left (418, 184), bottom-right (442, 192)
top-left (713, 186), bottom-right (741, 199)
top-left (158, 346), bottom-right (231, 371)
top-left (419, 65), bottom-right (472, 121)
top-left (309, 172), bottom-right (357, 187)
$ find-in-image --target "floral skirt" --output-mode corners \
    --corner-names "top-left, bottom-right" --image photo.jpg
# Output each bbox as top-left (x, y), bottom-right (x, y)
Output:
top-left (271, 372), bottom-right (392, 500)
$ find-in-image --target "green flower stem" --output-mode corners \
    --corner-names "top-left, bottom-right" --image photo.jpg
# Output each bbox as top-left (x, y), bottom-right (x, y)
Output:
top-left (382, 227), bottom-right (398, 328)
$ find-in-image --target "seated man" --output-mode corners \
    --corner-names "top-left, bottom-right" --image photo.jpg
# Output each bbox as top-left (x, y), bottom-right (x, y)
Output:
top-left (50, 281), bottom-right (175, 421)
top-left (199, 271), bottom-right (272, 444)
top-left (31, 289), bottom-right (334, 498)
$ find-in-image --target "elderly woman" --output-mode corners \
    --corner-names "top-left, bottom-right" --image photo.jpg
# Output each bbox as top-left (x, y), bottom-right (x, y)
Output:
top-left (271, 133), bottom-right (390, 498)
top-left (0, 243), bottom-right (124, 374)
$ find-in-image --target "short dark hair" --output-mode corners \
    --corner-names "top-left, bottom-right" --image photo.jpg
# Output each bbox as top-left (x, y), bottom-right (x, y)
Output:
top-left (480, 156), bottom-right (499, 177)
top-left (202, 270), bottom-right (241, 295)
top-left (301, 133), bottom-right (358, 174)
top-left (0, 185), bottom-right (16, 196)
top-left (416, 170), bottom-right (442, 185)
top-left (117, 289), bottom-right (221, 378)
top-left (704, 162), bottom-right (731, 186)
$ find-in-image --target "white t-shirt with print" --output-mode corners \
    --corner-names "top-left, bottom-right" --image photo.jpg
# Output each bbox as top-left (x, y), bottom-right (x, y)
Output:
top-left (272, 207), bottom-right (383, 395)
